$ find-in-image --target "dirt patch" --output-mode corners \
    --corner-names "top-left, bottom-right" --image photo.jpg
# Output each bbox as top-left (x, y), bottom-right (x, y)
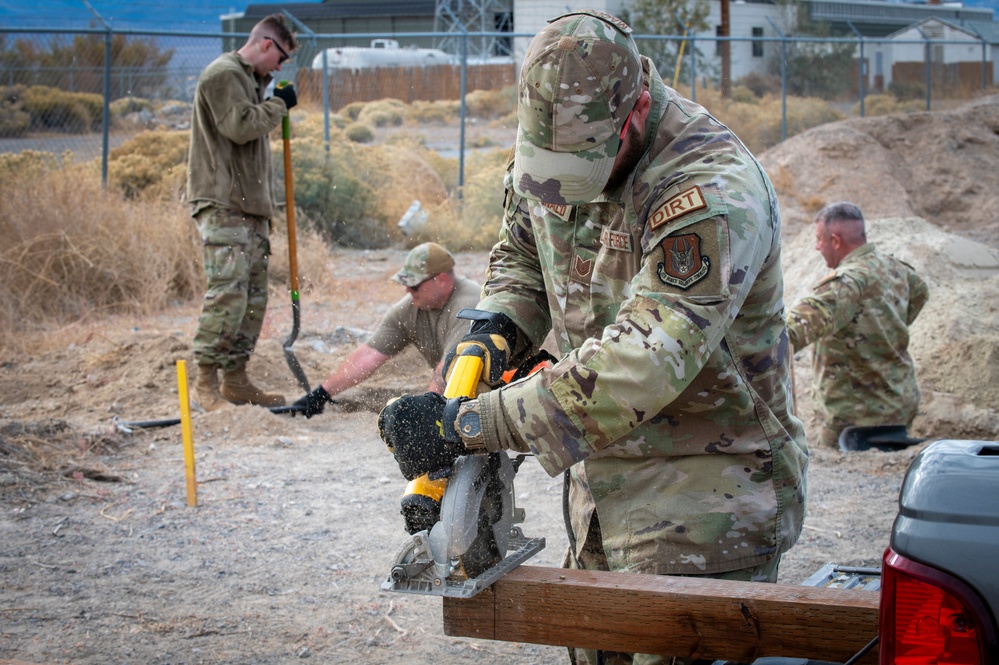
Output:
top-left (3, 98), bottom-right (999, 664)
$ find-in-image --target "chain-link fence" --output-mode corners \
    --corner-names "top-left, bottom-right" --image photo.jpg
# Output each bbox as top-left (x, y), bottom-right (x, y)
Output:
top-left (2, 25), bottom-right (995, 188)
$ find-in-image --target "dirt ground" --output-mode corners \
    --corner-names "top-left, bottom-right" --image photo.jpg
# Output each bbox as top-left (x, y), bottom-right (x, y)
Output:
top-left (3, 97), bottom-right (999, 665)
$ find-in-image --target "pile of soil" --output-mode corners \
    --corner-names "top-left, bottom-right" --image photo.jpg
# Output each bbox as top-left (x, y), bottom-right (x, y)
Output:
top-left (2, 97), bottom-right (999, 665)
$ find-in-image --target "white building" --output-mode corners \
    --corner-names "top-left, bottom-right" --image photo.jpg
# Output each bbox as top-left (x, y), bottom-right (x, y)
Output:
top-left (511, 0), bottom-right (791, 82)
top-left (512, 0), bottom-right (998, 89)
top-left (877, 17), bottom-right (998, 88)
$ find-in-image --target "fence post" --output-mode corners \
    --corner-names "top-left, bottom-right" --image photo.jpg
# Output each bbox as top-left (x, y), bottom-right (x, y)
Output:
top-left (458, 29), bottom-right (468, 199)
top-left (767, 18), bottom-right (788, 142)
top-left (848, 21), bottom-right (865, 118)
top-left (321, 48), bottom-right (330, 155)
top-left (101, 32), bottom-right (110, 188)
top-left (83, 0), bottom-right (112, 189)
top-left (691, 34), bottom-right (697, 101)
top-left (916, 26), bottom-right (932, 111)
top-left (969, 25), bottom-right (988, 91)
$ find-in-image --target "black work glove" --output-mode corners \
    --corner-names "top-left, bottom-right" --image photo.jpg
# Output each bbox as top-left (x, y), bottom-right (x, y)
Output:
top-left (293, 385), bottom-right (331, 418)
top-left (378, 392), bottom-right (468, 481)
top-left (273, 83), bottom-right (297, 110)
top-left (441, 309), bottom-right (521, 388)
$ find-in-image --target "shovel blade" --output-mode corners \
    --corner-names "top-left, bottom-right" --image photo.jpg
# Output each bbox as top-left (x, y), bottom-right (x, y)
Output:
top-left (838, 424), bottom-right (926, 452)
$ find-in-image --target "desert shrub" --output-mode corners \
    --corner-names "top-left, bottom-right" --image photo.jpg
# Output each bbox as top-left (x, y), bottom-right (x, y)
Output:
top-left (729, 85), bottom-right (759, 104)
top-left (856, 93), bottom-right (924, 117)
top-left (422, 150), bottom-right (459, 192)
top-left (108, 129), bottom-right (189, 200)
top-left (110, 96), bottom-right (154, 117)
top-left (408, 99), bottom-right (460, 124)
top-left (447, 147), bottom-right (509, 250)
top-left (329, 113), bottom-right (349, 129)
top-left (491, 109), bottom-right (519, 130)
top-left (357, 98), bottom-right (407, 127)
top-left (0, 164), bottom-right (202, 348)
top-left (0, 85), bottom-right (31, 138)
top-left (0, 150), bottom-right (62, 183)
top-left (361, 140), bottom-right (450, 215)
top-left (267, 208), bottom-right (338, 295)
top-left (340, 101), bottom-right (366, 121)
top-left (286, 134), bottom-right (379, 246)
top-left (465, 86), bottom-right (517, 119)
top-left (784, 96), bottom-right (845, 137)
top-left (717, 94), bottom-right (845, 153)
top-left (888, 79), bottom-right (926, 102)
top-left (734, 71), bottom-right (781, 99)
top-left (22, 85), bottom-right (103, 133)
top-left (344, 122), bottom-right (374, 143)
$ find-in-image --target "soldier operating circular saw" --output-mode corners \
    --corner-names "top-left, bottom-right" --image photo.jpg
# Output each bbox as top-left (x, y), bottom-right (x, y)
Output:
top-left (378, 314), bottom-right (549, 598)
top-left (377, 9), bottom-right (808, 661)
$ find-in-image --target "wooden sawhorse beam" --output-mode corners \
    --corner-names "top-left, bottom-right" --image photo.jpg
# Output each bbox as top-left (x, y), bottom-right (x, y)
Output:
top-left (443, 566), bottom-right (879, 663)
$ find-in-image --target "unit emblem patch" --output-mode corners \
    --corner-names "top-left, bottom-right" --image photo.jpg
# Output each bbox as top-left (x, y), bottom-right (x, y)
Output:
top-left (657, 234), bottom-right (710, 289)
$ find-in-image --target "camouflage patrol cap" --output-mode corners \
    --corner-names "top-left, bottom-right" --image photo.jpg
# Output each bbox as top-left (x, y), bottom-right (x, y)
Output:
top-left (513, 10), bottom-right (643, 206)
top-left (392, 242), bottom-right (455, 287)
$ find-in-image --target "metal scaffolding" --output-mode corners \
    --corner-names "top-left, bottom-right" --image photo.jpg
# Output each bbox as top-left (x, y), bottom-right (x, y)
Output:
top-left (435, 0), bottom-right (513, 59)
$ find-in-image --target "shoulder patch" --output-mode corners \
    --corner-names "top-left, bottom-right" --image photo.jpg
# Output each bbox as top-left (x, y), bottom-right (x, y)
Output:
top-left (648, 185), bottom-right (707, 231)
top-left (541, 201), bottom-right (572, 221)
top-left (657, 233), bottom-right (710, 289)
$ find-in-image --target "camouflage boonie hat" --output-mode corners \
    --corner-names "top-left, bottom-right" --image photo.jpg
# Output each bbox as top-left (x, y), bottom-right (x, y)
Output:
top-left (392, 242), bottom-right (455, 287)
top-left (513, 10), bottom-right (643, 206)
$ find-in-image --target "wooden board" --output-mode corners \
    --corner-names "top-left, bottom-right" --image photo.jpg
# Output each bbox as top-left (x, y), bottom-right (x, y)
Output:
top-left (442, 565), bottom-right (880, 664)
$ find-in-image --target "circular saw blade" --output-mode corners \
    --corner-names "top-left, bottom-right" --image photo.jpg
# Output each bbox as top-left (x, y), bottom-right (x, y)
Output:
top-left (432, 452), bottom-right (515, 580)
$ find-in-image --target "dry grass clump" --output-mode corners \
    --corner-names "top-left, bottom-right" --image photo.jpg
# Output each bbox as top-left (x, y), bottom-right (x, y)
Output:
top-left (107, 128), bottom-right (190, 200)
top-left (0, 157), bottom-right (202, 357)
top-left (408, 99), bottom-right (461, 124)
top-left (854, 93), bottom-right (925, 117)
top-left (21, 85), bottom-right (104, 134)
top-left (0, 85), bottom-right (32, 138)
top-left (357, 98), bottom-right (407, 127)
top-left (465, 86), bottom-right (517, 119)
top-left (344, 122), bottom-right (375, 143)
top-left (268, 209), bottom-right (339, 298)
top-left (712, 93), bottom-right (846, 154)
top-left (109, 96), bottom-right (155, 117)
top-left (436, 147), bottom-right (509, 250)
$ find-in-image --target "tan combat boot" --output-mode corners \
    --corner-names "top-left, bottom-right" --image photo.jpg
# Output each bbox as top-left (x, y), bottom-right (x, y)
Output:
top-left (194, 364), bottom-right (227, 412)
top-left (221, 364), bottom-right (286, 407)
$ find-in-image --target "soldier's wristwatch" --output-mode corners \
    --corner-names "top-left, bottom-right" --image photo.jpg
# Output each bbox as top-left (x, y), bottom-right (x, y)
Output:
top-left (455, 399), bottom-right (486, 451)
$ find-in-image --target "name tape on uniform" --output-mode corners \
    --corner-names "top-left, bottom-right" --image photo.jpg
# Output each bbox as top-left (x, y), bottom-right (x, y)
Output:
top-left (649, 185), bottom-right (707, 231)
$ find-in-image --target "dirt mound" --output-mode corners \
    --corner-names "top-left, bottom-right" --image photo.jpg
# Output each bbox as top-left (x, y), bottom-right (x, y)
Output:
top-left (782, 215), bottom-right (999, 442)
top-left (761, 95), bottom-right (999, 443)
top-left (761, 93), bottom-right (999, 248)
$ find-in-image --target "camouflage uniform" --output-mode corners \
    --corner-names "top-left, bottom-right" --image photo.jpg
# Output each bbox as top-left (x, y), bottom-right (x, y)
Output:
top-left (469, 10), bottom-right (808, 593)
top-left (191, 208), bottom-right (272, 371)
top-left (187, 51), bottom-right (288, 370)
top-left (787, 243), bottom-right (929, 448)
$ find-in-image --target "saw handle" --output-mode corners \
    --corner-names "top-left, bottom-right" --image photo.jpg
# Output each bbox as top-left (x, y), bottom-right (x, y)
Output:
top-left (443, 346), bottom-right (485, 400)
top-left (396, 345), bottom-right (486, 534)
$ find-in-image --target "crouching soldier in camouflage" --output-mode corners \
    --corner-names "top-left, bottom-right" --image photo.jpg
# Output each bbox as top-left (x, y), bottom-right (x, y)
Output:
top-left (187, 14), bottom-right (299, 410)
top-left (786, 202), bottom-right (929, 448)
top-left (378, 11), bottom-right (808, 665)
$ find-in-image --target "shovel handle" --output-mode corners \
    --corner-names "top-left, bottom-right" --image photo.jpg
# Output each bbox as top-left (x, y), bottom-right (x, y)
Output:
top-left (281, 112), bottom-right (299, 299)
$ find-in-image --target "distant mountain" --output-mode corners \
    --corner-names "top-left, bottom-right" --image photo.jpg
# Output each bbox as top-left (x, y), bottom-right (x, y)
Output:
top-left (0, 0), bottom-right (256, 33)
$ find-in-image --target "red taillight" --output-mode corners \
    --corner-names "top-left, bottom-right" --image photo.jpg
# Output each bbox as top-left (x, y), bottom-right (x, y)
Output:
top-left (881, 548), bottom-right (991, 664)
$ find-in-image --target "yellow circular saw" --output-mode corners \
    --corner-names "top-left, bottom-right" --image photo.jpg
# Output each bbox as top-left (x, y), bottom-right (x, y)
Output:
top-left (381, 346), bottom-right (545, 598)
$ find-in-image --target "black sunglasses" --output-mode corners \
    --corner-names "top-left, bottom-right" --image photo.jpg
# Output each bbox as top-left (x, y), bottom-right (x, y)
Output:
top-left (265, 36), bottom-right (290, 64)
